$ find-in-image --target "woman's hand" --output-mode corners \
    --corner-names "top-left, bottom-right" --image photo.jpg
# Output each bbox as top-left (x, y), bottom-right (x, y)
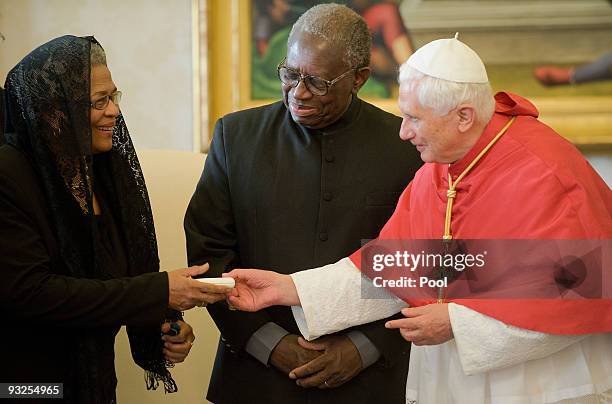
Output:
top-left (161, 320), bottom-right (195, 363)
top-left (167, 264), bottom-right (230, 310)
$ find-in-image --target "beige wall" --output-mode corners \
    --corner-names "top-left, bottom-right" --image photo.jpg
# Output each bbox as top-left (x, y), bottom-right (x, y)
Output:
top-left (0, 0), bottom-right (194, 150)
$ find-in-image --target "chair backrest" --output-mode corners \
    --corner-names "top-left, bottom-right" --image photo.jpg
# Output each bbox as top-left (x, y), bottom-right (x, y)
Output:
top-left (116, 149), bottom-right (218, 403)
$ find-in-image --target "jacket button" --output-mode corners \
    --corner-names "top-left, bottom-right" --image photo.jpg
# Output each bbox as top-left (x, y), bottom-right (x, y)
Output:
top-left (323, 191), bottom-right (333, 201)
top-left (319, 232), bottom-right (328, 241)
top-left (325, 155), bottom-right (335, 163)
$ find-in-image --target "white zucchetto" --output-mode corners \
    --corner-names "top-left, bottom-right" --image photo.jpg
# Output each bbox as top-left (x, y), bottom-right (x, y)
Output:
top-left (407, 33), bottom-right (489, 83)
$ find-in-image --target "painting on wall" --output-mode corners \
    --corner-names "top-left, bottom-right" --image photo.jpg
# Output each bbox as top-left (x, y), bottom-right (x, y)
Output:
top-left (235, 0), bottom-right (612, 144)
top-left (251, 0), bottom-right (414, 100)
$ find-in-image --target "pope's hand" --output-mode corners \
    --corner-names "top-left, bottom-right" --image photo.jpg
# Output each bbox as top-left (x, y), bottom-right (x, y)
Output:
top-left (225, 269), bottom-right (300, 311)
top-left (385, 304), bottom-right (453, 346)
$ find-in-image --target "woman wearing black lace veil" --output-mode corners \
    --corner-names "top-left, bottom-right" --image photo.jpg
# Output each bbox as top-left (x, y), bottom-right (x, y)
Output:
top-left (0, 36), bottom-right (228, 403)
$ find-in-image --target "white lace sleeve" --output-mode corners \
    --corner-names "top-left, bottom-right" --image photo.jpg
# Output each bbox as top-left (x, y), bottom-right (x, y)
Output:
top-left (290, 257), bottom-right (406, 340)
top-left (448, 302), bottom-right (587, 375)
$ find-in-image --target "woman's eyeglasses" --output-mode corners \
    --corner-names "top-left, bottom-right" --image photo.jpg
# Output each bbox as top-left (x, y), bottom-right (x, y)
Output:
top-left (90, 91), bottom-right (122, 110)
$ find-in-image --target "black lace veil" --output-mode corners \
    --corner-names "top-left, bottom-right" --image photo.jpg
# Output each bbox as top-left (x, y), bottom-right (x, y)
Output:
top-left (4, 35), bottom-right (177, 401)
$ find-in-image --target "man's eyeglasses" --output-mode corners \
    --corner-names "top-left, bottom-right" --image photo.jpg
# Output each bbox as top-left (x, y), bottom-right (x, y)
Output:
top-left (277, 57), bottom-right (356, 96)
top-left (90, 91), bottom-right (122, 110)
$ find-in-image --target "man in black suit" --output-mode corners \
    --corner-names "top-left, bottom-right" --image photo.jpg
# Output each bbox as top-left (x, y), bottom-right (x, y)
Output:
top-left (185, 4), bottom-right (422, 404)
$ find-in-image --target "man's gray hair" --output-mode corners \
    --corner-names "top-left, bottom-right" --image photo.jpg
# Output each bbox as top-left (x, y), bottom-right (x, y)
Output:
top-left (399, 63), bottom-right (495, 124)
top-left (288, 3), bottom-right (371, 69)
top-left (90, 43), bottom-right (107, 66)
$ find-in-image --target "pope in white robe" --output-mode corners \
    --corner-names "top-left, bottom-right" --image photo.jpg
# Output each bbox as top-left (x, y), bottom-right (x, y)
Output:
top-left (225, 35), bottom-right (612, 403)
